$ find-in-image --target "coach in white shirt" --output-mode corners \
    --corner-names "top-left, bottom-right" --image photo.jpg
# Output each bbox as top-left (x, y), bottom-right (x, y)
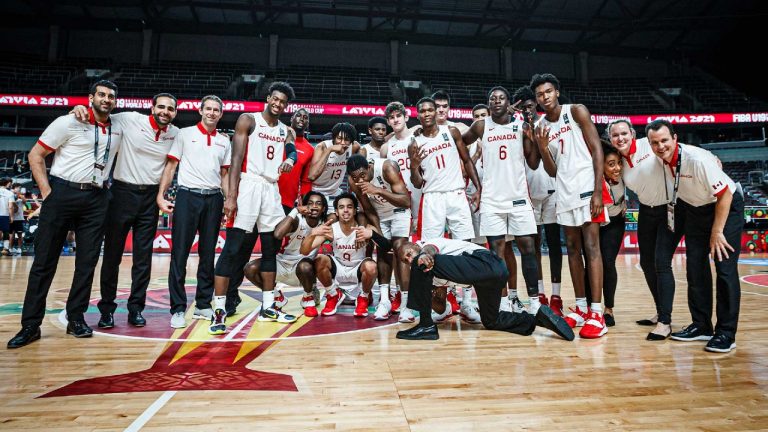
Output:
top-left (8, 80), bottom-right (123, 348)
top-left (648, 119), bottom-right (744, 353)
top-left (73, 93), bottom-right (180, 329)
top-left (157, 95), bottom-right (230, 329)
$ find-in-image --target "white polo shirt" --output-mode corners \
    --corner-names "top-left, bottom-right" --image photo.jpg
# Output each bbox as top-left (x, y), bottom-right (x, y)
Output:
top-left (621, 137), bottom-right (672, 207)
top-left (37, 109), bottom-right (123, 185)
top-left (417, 237), bottom-right (485, 256)
top-left (112, 112), bottom-right (179, 185)
top-left (663, 143), bottom-right (736, 208)
top-left (167, 123), bottom-right (231, 190)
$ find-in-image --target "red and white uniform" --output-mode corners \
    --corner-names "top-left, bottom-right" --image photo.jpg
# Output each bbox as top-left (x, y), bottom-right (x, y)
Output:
top-left (361, 143), bottom-right (383, 163)
top-left (415, 125), bottom-right (473, 240)
top-left (313, 144), bottom-right (352, 208)
top-left (387, 134), bottom-right (422, 222)
top-left (111, 112), bottom-right (178, 185)
top-left (538, 105), bottom-right (607, 226)
top-left (330, 222), bottom-right (367, 295)
top-left (234, 113), bottom-right (288, 232)
top-left (526, 161), bottom-right (557, 225)
top-left (368, 159), bottom-right (411, 239)
top-left (167, 123), bottom-right (230, 190)
top-left (479, 117), bottom-right (536, 237)
top-left (276, 214), bottom-right (320, 286)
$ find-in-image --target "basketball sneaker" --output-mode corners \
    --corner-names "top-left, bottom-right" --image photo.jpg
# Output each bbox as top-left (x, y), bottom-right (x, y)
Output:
top-left (565, 306), bottom-right (589, 328)
top-left (431, 301), bottom-right (453, 323)
top-left (274, 289), bottom-right (288, 309)
top-left (538, 293), bottom-right (549, 307)
top-left (460, 302), bottom-right (482, 324)
top-left (374, 297), bottom-right (391, 320)
top-left (258, 304), bottom-right (297, 323)
top-left (354, 295), bottom-right (370, 318)
top-left (510, 296), bottom-right (527, 313)
top-left (301, 294), bottom-right (318, 317)
top-left (398, 307), bottom-right (416, 323)
top-left (208, 309), bottom-right (227, 335)
top-left (170, 311), bottom-right (186, 329)
top-left (446, 291), bottom-right (460, 315)
top-left (549, 295), bottom-right (564, 317)
top-left (579, 311), bottom-right (608, 338)
top-left (321, 288), bottom-right (344, 316)
top-left (499, 297), bottom-right (512, 312)
top-left (390, 291), bottom-right (402, 314)
top-left (192, 307), bottom-right (213, 320)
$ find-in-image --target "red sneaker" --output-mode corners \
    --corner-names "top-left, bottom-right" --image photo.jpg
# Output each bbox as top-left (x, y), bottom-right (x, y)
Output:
top-left (564, 306), bottom-right (588, 328)
top-left (301, 294), bottom-right (318, 317)
top-left (354, 295), bottom-right (369, 318)
top-left (390, 291), bottom-right (402, 314)
top-left (274, 290), bottom-right (288, 309)
top-left (550, 295), bottom-right (564, 317)
top-left (538, 293), bottom-right (549, 307)
top-left (579, 311), bottom-right (608, 338)
top-left (447, 291), bottom-right (460, 315)
top-left (321, 288), bottom-right (344, 316)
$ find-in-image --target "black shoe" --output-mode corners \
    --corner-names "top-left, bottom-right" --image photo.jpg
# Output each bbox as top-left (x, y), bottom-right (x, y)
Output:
top-left (396, 324), bottom-right (439, 340)
top-left (66, 321), bottom-right (93, 338)
top-left (670, 323), bottom-right (713, 342)
top-left (97, 313), bottom-right (114, 329)
top-left (604, 313), bottom-right (615, 327)
top-left (646, 327), bottom-right (671, 341)
top-left (636, 318), bottom-right (657, 326)
top-left (226, 295), bottom-right (242, 317)
top-left (128, 311), bottom-right (146, 327)
top-left (7, 326), bottom-right (41, 349)
top-left (704, 333), bottom-right (736, 353)
top-left (535, 305), bottom-right (575, 341)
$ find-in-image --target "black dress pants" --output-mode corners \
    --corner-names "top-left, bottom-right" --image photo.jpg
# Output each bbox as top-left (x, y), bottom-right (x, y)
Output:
top-left (98, 181), bottom-right (160, 314)
top-left (21, 181), bottom-right (109, 327)
top-left (600, 214), bottom-right (625, 309)
top-left (168, 188), bottom-right (223, 314)
top-left (679, 193), bottom-right (744, 339)
top-left (406, 249), bottom-right (536, 335)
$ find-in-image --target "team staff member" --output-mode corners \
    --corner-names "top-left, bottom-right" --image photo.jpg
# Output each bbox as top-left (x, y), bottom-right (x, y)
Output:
top-left (157, 95), bottom-right (231, 329)
top-left (278, 108), bottom-right (314, 214)
top-left (648, 120), bottom-right (744, 353)
top-left (8, 80), bottom-right (123, 348)
top-left (72, 93), bottom-right (180, 328)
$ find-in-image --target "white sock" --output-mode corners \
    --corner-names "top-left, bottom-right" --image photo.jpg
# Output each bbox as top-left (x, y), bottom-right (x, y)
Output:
top-left (537, 280), bottom-right (544, 294)
top-left (462, 287), bottom-right (473, 303)
top-left (321, 281), bottom-right (338, 294)
top-left (372, 283), bottom-right (381, 306)
top-left (214, 295), bottom-right (226, 310)
top-left (552, 283), bottom-right (561, 296)
top-left (530, 295), bottom-right (541, 309)
top-left (380, 284), bottom-right (389, 299)
top-left (590, 302), bottom-right (603, 315)
top-left (391, 285), bottom-right (399, 296)
top-left (508, 289), bottom-right (518, 299)
top-left (262, 290), bottom-right (275, 308)
top-left (575, 297), bottom-right (587, 311)
top-left (401, 291), bottom-right (408, 308)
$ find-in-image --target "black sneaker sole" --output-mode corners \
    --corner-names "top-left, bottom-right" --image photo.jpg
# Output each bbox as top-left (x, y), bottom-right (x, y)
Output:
top-left (395, 332), bottom-right (439, 341)
top-left (66, 330), bottom-right (93, 338)
top-left (536, 306), bottom-right (575, 341)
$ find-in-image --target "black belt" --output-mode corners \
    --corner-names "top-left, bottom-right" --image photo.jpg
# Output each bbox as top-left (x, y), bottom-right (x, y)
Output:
top-left (50, 176), bottom-right (104, 190)
top-left (113, 179), bottom-right (159, 191)
top-left (179, 186), bottom-right (222, 195)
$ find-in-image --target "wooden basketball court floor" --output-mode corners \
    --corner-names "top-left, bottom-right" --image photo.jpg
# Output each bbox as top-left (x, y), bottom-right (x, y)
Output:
top-left (1, 252), bottom-right (767, 431)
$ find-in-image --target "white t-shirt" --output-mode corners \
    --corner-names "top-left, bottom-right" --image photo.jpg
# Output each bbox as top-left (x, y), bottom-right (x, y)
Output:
top-left (621, 137), bottom-right (672, 207)
top-left (665, 143), bottom-right (736, 207)
top-left (538, 104), bottom-right (595, 213)
top-left (415, 125), bottom-right (464, 193)
top-left (480, 116), bottom-right (530, 213)
top-left (313, 142), bottom-right (352, 196)
top-left (37, 111), bottom-right (124, 185)
top-left (243, 113), bottom-right (288, 183)
top-left (111, 112), bottom-right (179, 185)
top-left (168, 123), bottom-right (231, 190)
top-left (417, 237), bottom-right (485, 256)
top-left (331, 222), bottom-right (366, 267)
top-left (0, 188), bottom-right (13, 217)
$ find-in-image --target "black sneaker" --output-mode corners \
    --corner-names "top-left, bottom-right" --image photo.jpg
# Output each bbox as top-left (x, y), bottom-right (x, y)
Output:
top-left (670, 323), bottom-right (713, 342)
top-left (704, 333), bottom-right (736, 353)
top-left (97, 313), bottom-right (114, 329)
top-left (535, 305), bottom-right (575, 341)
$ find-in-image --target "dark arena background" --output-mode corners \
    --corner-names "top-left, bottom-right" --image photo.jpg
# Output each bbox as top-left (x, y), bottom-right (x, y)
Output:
top-left (1, 1), bottom-right (767, 430)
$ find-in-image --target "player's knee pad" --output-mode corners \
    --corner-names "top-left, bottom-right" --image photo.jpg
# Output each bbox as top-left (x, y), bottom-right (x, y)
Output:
top-left (259, 232), bottom-right (278, 272)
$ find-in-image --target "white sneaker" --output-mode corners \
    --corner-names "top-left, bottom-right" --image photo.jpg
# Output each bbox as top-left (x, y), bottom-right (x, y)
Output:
top-left (431, 301), bottom-right (453, 323)
top-left (192, 307), bottom-right (213, 320)
top-left (274, 290), bottom-right (288, 309)
top-left (510, 296), bottom-right (527, 313)
top-left (529, 298), bottom-right (542, 315)
top-left (374, 299), bottom-right (392, 320)
top-left (499, 297), bottom-right (512, 312)
top-left (170, 312), bottom-right (186, 328)
top-left (460, 302), bottom-right (482, 324)
top-left (398, 307), bottom-right (416, 323)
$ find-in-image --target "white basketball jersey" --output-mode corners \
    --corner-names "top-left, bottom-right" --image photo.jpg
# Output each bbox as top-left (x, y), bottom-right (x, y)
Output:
top-left (538, 105), bottom-right (595, 212)
top-left (466, 141), bottom-right (484, 196)
top-left (362, 143), bottom-right (383, 163)
top-left (243, 113), bottom-right (287, 183)
top-left (481, 117), bottom-right (530, 213)
top-left (368, 159), bottom-right (399, 220)
top-left (415, 125), bottom-right (464, 193)
top-left (280, 215), bottom-right (319, 261)
top-left (313, 143), bottom-right (352, 196)
top-left (331, 222), bottom-right (366, 267)
top-left (526, 162), bottom-right (556, 201)
top-left (387, 135), bottom-right (415, 191)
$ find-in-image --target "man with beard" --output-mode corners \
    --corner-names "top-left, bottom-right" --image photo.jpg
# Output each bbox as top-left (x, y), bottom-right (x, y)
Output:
top-left (278, 108), bottom-right (314, 213)
top-left (72, 92), bottom-right (180, 328)
top-left (9, 80), bottom-right (124, 348)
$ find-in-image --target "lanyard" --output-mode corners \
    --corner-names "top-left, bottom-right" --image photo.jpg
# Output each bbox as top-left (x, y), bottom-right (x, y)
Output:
top-left (663, 145), bottom-right (683, 204)
top-left (93, 121), bottom-right (112, 168)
